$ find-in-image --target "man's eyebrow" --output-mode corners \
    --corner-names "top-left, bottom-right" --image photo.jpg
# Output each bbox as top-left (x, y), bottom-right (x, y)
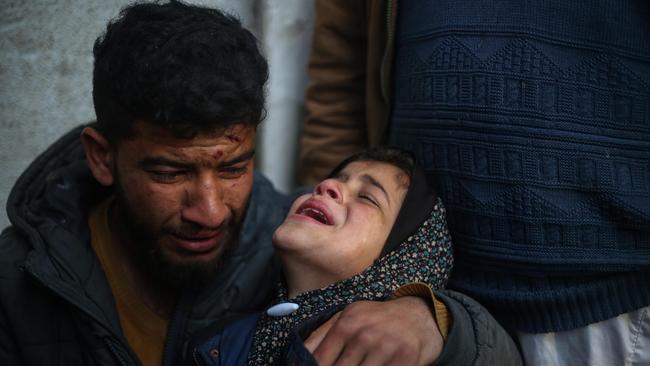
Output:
top-left (137, 149), bottom-right (255, 169)
top-left (361, 174), bottom-right (390, 206)
top-left (138, 157), bottom-right (191, 169)
top-left (218, 149), bottom-right (255, 167)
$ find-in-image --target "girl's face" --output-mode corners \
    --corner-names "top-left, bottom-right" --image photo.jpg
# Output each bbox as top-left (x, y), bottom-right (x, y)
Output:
top-left (273, 161), bottom-right (409, 281)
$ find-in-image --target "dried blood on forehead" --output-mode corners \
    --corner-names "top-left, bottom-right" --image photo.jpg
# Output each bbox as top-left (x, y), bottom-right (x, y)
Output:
top-left (224, 134), bottom-right (241, 142)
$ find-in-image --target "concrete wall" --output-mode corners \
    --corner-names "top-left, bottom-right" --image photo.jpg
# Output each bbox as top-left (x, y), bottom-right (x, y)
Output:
top-left (0, 0), bottom-right (314, 229)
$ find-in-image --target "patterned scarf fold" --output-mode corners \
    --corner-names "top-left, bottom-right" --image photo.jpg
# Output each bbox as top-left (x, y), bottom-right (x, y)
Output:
top-left (246, 198), bottom-right (453, 365)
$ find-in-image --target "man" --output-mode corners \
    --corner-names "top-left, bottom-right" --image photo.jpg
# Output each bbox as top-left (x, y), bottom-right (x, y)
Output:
top-left (0, 2), bottom-right (283, 365)
top-left (300, 1), bottom-right (650, 365)
top-left (0, 2), bottom-right (498, 365)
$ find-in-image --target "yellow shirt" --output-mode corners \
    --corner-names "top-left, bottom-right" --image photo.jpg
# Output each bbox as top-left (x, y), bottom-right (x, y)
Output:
top-left (88, 198), bottom-right (168, 366)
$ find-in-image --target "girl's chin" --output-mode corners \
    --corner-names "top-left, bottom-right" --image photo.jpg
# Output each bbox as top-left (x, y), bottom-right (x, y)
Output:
top-left (271, 229), bottom-right (311, 253)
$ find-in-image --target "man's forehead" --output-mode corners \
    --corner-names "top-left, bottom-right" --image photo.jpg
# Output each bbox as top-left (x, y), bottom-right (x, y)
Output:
top-left (128, 120), bottom-right (256, 145)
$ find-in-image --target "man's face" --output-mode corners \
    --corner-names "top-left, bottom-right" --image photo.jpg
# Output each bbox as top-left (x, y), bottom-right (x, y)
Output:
top-left (111, 121), bottom-right (255, 286)
top-left (273, 161), bottom-right (409, 282)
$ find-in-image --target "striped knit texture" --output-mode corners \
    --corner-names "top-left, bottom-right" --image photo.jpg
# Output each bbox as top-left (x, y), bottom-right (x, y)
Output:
top-left (389, 0), bottom-right (650, 333)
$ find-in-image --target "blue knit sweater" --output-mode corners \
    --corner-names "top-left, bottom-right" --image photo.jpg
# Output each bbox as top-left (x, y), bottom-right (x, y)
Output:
top-left (389, 0), bottom-right (650, 333)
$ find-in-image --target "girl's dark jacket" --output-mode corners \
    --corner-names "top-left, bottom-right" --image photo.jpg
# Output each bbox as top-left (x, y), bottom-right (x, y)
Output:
top-left (0, 124), bottom-right (291, 366)
top-left (188, 288), bottom-right (523, 366)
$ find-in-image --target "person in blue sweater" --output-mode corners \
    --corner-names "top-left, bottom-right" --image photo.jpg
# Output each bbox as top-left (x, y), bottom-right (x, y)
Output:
top-left (186, 147), bottom-right (522, 365)
top-left (299, 1), bottom-right (650, 365)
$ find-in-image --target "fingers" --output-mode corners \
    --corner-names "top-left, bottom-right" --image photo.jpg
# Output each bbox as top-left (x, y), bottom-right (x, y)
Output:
top-left (306, 298), bottom-right (443, 366)
top-left (305, 312), bottom-right (341, 353)
top-left (310, 312), bottom-right (349, 365)
top-left (359, 342), bottom-right (419, 366)
top-left (332, 326), bottom-right (381, 366)
top-left (315, 320), bottom-right (421, 366)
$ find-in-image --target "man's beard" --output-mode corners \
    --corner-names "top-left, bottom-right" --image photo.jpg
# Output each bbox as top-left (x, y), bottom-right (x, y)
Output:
top-left (113, 182), bottom-right (241, 290)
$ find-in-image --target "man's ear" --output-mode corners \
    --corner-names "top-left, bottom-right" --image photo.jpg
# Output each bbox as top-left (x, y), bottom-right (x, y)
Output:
top-left (80, 127), bottom-right (115, 187)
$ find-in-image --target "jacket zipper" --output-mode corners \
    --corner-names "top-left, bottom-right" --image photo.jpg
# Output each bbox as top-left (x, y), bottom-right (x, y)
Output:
top-left (192, 347), bottom-right (202, 366)
top-left (104, 337), bottom-right (130, 366)
top-left (163, 287), bottom-right (196, 366)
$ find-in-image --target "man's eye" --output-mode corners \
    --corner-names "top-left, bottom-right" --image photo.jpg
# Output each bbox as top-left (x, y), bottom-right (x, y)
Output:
top-left (149, 171), bottom-right (185, 181)
top-left (220, 166), bottom-right (247, 178)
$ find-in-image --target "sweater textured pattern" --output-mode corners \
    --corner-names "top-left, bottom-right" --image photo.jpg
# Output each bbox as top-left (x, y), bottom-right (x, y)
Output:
top-left (389, 0), bottom-right (650, 333)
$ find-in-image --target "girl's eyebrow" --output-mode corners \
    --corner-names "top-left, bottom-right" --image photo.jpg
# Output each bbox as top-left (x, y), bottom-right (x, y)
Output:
top-left (335, 170), bottom-right (390, 206)
top-left (360, 174), bottom-right (390, 206)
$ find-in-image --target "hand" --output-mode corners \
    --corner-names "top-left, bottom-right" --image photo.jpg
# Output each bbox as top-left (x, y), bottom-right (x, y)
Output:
top-left (304, 297), bottom-right (444, 366)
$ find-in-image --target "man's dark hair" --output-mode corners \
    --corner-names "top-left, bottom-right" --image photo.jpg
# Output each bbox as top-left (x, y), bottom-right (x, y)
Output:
top-left (328, 146), bottom-right (416, 181)
top-left (92, 0), bottom-right (268, 142)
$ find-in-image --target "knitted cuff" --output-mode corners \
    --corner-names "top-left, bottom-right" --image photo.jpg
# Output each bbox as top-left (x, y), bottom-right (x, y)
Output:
top-left (391, 282), bottom-right (451, 340)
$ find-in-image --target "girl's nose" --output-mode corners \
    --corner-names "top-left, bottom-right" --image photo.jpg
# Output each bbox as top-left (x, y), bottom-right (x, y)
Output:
top-left (314, 179), bottom-right (342, 202)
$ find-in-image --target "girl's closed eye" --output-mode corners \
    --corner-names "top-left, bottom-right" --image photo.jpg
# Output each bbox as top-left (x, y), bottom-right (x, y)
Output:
top-left (360, 193), bottom-right (379, 207)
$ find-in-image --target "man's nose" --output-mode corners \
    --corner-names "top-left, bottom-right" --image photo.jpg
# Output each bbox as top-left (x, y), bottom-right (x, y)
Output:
top-left (314, 179), bottom-right (343, 203)
top-left (181, 176), bottom-right (227, 228)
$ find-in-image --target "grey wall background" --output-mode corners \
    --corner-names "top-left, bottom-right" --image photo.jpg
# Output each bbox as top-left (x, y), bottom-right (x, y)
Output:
top-left (0, 0), bottom-right (314, 229)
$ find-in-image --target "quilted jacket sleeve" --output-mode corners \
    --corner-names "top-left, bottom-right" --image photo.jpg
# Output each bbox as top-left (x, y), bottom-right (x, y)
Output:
top-left (432, 290), bottom-right (523, 366)
top-left (0, 306), bottom-right (24, 365)
top-left (0, 229), bottom-right (26, 365)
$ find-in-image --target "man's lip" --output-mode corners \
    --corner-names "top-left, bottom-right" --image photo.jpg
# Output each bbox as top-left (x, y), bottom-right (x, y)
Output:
top-left (170, 231), bottom-right (221, 253)
top-left (295, 199), bottom-right (334, 225)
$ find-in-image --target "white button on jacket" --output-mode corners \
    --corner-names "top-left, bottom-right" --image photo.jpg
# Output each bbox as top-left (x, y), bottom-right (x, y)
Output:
top-left (266, 302), bottom-right (300, 317)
